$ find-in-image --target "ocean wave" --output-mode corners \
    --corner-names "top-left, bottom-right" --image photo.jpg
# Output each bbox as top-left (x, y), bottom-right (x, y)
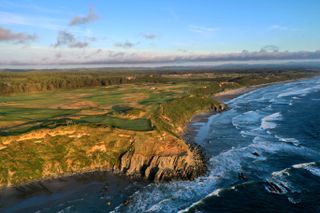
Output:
top-left (288, 197), bottom-right (301, 205)
top-left (267, 162), bottom-right (320, 196)
top-left (266, 169), bottom-right (299, 195)
top-left (292, 162), bottom-right (320, 177)
top-left (277, 87), bottom-right (312, 98)
top-left (264, 181), bottom-right (289, 195)
top-left (260, 112), bottom-right (282, 130)
top-left (272, 168), bottom-right (291, 177)
top-left (231, 111), bottom-right (262, 129)
top-left (275, 135), bottom-right (300, 146)
top-left (178, 183), bottom-right (253, 213)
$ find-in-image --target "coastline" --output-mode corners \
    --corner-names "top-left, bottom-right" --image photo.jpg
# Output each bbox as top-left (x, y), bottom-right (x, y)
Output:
top-left (0, 79), bottom-right (301, 191)
top-left (0, 77), bottom-right (310, 212)
top-left (0, 88), bottom-right (240, 212)
top-left (183, 80), bottom-right (291, 156)
top-left (182, 84), bottom-right (262, 174)
top-left (186, 81), bottom-right (278, 126)
top-left (183, 77), bottom-right (314, 172)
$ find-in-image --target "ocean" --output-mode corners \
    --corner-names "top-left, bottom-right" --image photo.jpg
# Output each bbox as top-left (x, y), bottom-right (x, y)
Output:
top-left (1, 77), bottom-right (320, 213)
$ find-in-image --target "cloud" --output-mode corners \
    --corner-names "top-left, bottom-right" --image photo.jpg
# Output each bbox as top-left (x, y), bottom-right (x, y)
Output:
top-left (55, 53), bottom-right (62, 59)
top-left (84, 49), bottom-right (103, 59)
top-left (43, 50), bottom-right (320, 65)
top-left (69, 41), bottom-right (88, 48)
top-left (177, 49), bottom-right (189, 53)
top-left (81, 49), bottom-right (320, 64)
top-left (1, 46), bottom-right (320, 66)
top-left (54, 31), bottom-right (88, 48)
top-left (69, 8), bottom-right (98, 26)
top-left (261, 45), bottom-right (280, 52)
top-left (189, 25), bottom-right (218, 34)
top-left (142, 33), bottom-right (158, 40)
top-left (269, 25), bottom-right (302, 32)
top-left (268, 24), bottom-right (302, 32)
top-left (114, 41), bottom-right (137, 48)
top-left (0, 27), bottom-right (37, 43)
top-left (269, 25), bottom-right (289, 31)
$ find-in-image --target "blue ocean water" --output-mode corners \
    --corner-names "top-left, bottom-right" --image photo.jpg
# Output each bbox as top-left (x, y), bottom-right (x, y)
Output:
top-left (1, 77), bottom-right (320, 213)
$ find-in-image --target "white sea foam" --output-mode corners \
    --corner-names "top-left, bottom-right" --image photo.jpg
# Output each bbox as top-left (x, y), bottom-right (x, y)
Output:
top-left (232, 111), bottom-right (261, 129)
top-left (305, 166), bottom-right (320, 177)
top-left (292, 162), bottom-right (316, 169)
top-left (288, 197), bottom-right (301, 204)
top-left (277, 88), bottom-right (312, 98)
top-left (275, 135), bottom-right (300, 146)
top-left (266, 168), bottom-right (300, 195)
top-left (292, 162), bottom-right (320, 177)
top-left (272, 168), bottom-right (291, 177)
top-left (178, 185), bottom-right (238, 213)
top-left (260, 112), bottom-right (282, 130)
top-left (267, 161), bottom-right (320, 197)
top-left (249, 136), bottom-right (315, 156)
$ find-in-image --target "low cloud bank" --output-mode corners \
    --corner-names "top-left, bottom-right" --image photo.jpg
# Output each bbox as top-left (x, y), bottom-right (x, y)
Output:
top-left (81, 49), bottom-right (320, 65)
top-left (1, 49), bottom-right (320, 66)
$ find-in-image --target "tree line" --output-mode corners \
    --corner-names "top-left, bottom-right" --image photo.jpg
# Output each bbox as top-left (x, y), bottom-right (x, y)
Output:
top-left (0, 71), bottom-right (167, 95)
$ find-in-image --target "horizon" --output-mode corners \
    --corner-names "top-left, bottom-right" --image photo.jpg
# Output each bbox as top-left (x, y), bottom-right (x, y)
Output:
top-left (1, 0), bottom-right (320, 68)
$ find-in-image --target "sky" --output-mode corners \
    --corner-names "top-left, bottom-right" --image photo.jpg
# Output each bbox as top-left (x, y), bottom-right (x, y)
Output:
top-left (0, 0), bottom-right (320, 67)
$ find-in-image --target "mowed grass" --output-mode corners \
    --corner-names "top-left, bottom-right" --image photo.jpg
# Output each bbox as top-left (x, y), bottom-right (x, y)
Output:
top-left (0, 107), bottom-right (79, 121)
top-left (0, 81), bottom-right (222, 136)
top-left (0, 84), bottom-right (176, 135)
top-left (80, 115), bottom-right (153, 131)
top-left (139, 92), bottom-right (177, 105)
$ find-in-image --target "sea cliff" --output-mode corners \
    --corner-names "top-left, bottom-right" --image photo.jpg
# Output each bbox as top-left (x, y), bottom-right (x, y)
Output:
top-left (0, 96), bottom-right (225, 187)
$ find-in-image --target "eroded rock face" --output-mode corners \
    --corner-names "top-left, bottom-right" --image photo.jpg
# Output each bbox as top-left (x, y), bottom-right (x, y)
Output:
top-left (0, 125), bottom-right (206, 187)
top-left (114, 143), bottom-right (206, 182)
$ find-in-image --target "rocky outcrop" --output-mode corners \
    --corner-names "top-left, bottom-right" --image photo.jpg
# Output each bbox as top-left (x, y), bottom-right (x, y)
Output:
top-left (114, 143), bottom-right (206, 182)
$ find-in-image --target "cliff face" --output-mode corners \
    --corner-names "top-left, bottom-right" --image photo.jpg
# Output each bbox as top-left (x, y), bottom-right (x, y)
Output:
top-left (0, 125), bottom-right (206, 187)
top-left (115, 141), bottom-right (206, 182)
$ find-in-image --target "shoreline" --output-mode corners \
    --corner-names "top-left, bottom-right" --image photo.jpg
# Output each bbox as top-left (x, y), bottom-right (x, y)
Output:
top-left (183, 79), bottom-right (296, 157)
top-left (182, 84), bottom-right (263, 173)
top-left (0, 79), bottom-right (300, 191)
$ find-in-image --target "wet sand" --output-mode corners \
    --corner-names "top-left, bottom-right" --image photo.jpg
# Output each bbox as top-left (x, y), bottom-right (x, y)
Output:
top-left (213, 87), bottom-right (254, 102)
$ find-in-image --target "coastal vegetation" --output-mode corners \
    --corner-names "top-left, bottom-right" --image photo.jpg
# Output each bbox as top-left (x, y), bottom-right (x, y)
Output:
top-left (0, 69), bottom-right (317, 187)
